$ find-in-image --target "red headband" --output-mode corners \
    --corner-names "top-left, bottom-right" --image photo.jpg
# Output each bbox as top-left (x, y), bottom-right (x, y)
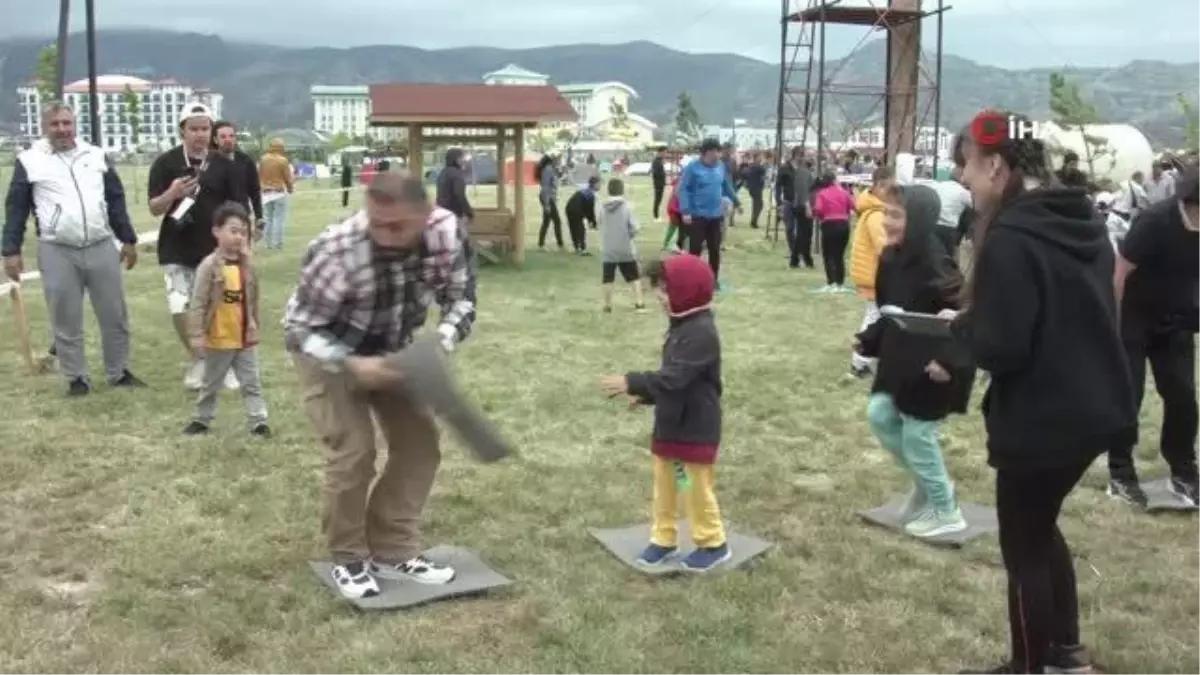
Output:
top-left (970, 110), bottom-right (1009, 148)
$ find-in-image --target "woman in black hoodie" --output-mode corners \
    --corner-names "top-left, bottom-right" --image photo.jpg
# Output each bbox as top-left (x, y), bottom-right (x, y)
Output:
top-left (949, 111), bottom-right (1136, 674)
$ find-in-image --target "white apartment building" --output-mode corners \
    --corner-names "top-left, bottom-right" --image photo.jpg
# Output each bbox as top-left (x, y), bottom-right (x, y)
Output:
top-left (17, 74), bottom-right (223, 152)
top-left (310, 85), bottom-right (398, 142)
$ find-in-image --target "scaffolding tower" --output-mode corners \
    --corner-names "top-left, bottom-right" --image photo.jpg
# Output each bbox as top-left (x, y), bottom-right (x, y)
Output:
top-left (774, 0), bottom-right (950, 178)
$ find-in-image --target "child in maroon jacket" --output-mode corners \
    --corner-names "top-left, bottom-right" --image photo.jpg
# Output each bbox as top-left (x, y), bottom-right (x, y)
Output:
top-left (600, 254), bottom-right (729, 572)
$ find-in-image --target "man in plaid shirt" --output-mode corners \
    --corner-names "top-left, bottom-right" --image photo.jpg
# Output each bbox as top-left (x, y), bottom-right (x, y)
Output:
top-left (285, 171), bottom-right (475, 599)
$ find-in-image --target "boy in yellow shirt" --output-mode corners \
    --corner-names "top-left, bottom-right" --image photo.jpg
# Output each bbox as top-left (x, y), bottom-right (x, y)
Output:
top-left (184, 202), bottom-right (270, 437)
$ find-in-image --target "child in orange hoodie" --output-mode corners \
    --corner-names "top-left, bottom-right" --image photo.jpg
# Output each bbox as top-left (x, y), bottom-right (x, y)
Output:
top-left (847, 167), bottom-right (895, 378)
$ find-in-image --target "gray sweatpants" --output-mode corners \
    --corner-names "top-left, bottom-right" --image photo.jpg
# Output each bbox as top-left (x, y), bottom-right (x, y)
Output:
top-left (194, 348), bottom-right (268, 427)
top-left (37, 239), bottom-right (130, 382)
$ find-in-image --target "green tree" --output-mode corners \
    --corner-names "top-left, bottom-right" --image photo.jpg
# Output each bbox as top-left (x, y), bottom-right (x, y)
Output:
top-left (1178, 93), bottom-right (1199, 154)
top-left (674, 91), bottom-right (702, 144)
top-left (555, 128), bottom-right (575, 144)
top-left (34, 44), bottom-right (58, 103)
top-left (330, 132), bottom-right (354, 150)
top-left (121, 84), bottom-right (141, 150)
top-left (1048, 72), bottom-right (1115, 177)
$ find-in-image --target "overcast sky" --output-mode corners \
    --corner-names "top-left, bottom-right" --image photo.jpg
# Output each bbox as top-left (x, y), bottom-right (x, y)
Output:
top-left (2, 0), bottom-right (1197, 69)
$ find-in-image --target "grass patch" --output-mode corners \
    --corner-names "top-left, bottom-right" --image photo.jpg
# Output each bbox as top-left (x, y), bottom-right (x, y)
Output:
top-left (0, 175), bottom-right (1194, 673)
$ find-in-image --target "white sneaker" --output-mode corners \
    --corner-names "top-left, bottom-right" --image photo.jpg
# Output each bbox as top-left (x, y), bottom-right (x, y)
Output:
top-left (184, 359), bottom-right (204, 390)
top-left (904, 507), bottom-right (968, 539)
top-left (896, 487), bottom-right (928, 523)
top-left (371, 555), bottom-right (456, 585)
top-left (812, 284), bottom-right (833, 293)
top-left (224, 369), bottom-right (240, 391)
top-left (331, 561), bottom-right (380, 599)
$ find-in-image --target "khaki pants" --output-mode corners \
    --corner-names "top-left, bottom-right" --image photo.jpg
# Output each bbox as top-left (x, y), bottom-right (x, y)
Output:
top-left (294, 355), bottom-right (441, 564)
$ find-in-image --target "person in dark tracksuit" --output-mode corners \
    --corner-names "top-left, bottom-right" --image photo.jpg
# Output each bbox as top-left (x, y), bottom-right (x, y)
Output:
top-left (950, 111), bottom-right (1136, 675)
top-left (340, 159), bottom-right (354, 208)
top-left (741, 155), bottom-right (767, 228)
top-left (564, 176), bottom-right (600, 255)
top-left (1108, 164), bottom-right (1199, 507)
top-left (650, 149), bottom-right (667, 221)
top-left (435, 147), bottom-right (478, 303)
top-left (785, 147), bottom-right (815, 268)
top-left (536, 155), bottom-right (564, 249)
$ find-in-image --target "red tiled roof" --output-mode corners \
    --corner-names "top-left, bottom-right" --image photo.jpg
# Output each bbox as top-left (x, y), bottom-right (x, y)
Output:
top-left (369, 84), bottom-right (577, 126)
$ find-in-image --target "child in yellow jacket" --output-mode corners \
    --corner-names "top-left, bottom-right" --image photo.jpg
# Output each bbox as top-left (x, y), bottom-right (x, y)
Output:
top-left (847, 167), bottom-right (895, 378)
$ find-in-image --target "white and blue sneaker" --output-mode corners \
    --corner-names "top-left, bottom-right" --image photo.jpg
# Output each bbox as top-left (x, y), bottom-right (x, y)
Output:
top-left (680, 543), bottom-right (733, 572)
top-left (636, 543), bottom-right (677, 567)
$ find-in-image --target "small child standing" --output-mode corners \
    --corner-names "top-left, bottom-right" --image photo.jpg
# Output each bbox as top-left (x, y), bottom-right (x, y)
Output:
top-left (600, 254), bottom-right (730, 572)
top-left (597, 178), bottom-right (646, 313)
top-left (183, 202), bottom-right (271, 437)
top-left (853, 184), bottom-right (974, 539)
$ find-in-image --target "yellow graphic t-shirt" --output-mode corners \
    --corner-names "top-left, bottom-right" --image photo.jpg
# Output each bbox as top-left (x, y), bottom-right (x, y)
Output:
top-left (207, 262), bottom-right (246, 350)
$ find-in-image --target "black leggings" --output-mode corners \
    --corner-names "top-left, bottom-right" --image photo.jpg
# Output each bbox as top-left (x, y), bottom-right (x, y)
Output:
top-left (995, 460), bottom-right (1090, 673)
top-left (566, 214), bottom-right (588, 252)
top-left (652, 182), bottom-right (665, 219)
top-left (539, 199), bottom-right (563, 248)
top-left (820, 220), bottom-right (850, 285)
top-left (686, 216), bottom-right (723, 280)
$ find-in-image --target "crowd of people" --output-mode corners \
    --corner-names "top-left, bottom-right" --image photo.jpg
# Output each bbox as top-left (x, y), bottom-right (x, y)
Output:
top-left (2, 98), bottom-right (1198, 674)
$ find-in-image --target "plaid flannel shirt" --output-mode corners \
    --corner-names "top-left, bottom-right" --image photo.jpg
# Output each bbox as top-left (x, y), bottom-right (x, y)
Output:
top-left (283, 207), bottom-right (475, 362)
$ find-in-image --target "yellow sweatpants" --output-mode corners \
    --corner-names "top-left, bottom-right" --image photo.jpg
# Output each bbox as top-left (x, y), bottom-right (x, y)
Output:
top-left (650, 455), bottom-right (727, 548)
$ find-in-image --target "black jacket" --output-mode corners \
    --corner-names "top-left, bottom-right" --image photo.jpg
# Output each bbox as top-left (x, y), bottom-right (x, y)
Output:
top-left (626, 310), bottom-right (722, 459)
top-left (650, 157), bottom-right (666, 186)
top-left (229, 150), bottom-right (262, 220)
top-left (857, 185), bottom-right (974, 420)
top-left (950, 188), bottom-right (1137, 470)
top-left (564, 189), bottom-right (597, 227)
top-left (435, 150), bottom-right (474, 219)
top-left (741, 163), bottom-right (767, 193)
top-left (776, 162), bottom-right (796, 204)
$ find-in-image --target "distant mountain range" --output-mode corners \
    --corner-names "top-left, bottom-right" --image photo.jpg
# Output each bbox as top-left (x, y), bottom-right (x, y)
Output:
top-left (0, 29), bottom-right (1196, 148)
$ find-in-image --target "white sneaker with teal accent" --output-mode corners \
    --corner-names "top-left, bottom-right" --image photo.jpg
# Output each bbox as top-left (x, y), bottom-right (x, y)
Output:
top-left (904, 507), bottom-right (968, 538)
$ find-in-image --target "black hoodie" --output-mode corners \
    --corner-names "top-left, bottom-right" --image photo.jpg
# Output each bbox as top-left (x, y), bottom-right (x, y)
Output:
top-left (435, 149), bottom-right (474, 219)
top-left (951, 188), bottom-right (1137, 470)
top-left (857, 185), bottom-right (975, 420)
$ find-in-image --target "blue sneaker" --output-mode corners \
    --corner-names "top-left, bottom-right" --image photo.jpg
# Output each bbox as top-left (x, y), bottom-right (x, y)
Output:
top-left (636, 543), bottom-right (677, 567)
top-left (680, 543), bottom-right (732, 572)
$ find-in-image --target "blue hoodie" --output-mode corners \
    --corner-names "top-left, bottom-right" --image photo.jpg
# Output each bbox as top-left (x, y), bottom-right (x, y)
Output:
top-left (677, 159), bottom-right (740, 219)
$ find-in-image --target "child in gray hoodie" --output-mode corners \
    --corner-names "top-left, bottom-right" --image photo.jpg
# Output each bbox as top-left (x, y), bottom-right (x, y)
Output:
top-left (598, 178), bottom-right (646, 312)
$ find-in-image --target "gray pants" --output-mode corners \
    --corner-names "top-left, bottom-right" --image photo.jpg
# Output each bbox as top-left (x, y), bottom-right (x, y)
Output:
top-left (194, 348), bottom-right (268, 427)
top-left (37, 239), bottom-right (130, 382)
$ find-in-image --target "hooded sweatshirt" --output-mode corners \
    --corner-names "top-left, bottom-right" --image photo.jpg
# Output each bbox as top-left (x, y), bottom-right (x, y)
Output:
top-left (258, 139), bottom-right (294, 193)
top-left (597, 197), bottom-right (639, 263)
top-left (435, 149), bottom-right (474, 220)
top-left (856, 185), bottom-right (974, 420)
top-left (849, 189), bottom-right (889, 298)
top-left (626, 254), bottom-right (722, 464)
top-left (564, 184), bottom-right (598, 227)
top-left (677, 159), bottom-right (740, 219)
top-left (950, 188), bottom-right (1137, 470)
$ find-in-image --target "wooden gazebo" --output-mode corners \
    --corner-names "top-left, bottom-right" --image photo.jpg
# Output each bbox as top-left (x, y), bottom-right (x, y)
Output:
top-left (368, 84), bottom-right (578, 265)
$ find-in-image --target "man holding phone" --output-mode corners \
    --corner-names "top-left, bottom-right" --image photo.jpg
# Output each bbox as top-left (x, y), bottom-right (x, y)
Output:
top-left (147, 102), bottom-right (246, 389)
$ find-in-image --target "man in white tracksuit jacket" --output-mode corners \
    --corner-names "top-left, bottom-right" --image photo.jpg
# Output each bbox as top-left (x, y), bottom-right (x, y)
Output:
top-left (1, 103), bottom-right (145, 395)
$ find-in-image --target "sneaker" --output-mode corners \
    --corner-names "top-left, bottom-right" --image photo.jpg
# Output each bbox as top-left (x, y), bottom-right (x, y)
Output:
top-left (904, 507), bottom-right (968, 538)
top-left (849, 364), bottom-right (873, 379)
top-left (111, 370), bottom-right (147, 388)
top-left (602, 305), bottom-right (613, 314)
top-left (680, 543), bottom-right (732, 572)
top-left (182, 421), bottom-right (210, 435)
top-left (1168, 475), bottom-right (1199, 507)
top-left (634, 303), bottom-right (648, 313)
top-left (635, 543), bottom-right (677, 567)
top-left (224, 369), bottom-right (240, 391)
top-left (579, 250), bottom-right (592, 257)
top-left (1046, 643), bottom-right (1102, 674)
top-left (958, 662), bottom-right (1017, 674)
top-left (66, 377), bottom-right (90, 397)
top-left (896, 487), bottom-right (929, 523)
top-left (371, 555), bottom-right (456, 585)
top-left (250, 423), bottom-right (272, 438)
top-left (332, 560), bottom-right (380, 600)
top-left (1106, 476), bottom-right (1148, 508)
top-left (184, 359), bottom-right (204, 390)
top-left (812, 284), bottom-right (834, 293)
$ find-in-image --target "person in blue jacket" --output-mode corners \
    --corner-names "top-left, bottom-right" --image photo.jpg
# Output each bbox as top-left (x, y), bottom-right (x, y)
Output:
top-left (677, 138), bottom-right (741, 282)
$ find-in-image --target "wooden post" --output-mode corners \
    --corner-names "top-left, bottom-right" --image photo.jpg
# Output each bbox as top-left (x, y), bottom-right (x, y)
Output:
top-left (512, 125), bottom-right (526, 266)
top-left (407, 124), bottom-right (424, 178)
top-left (496, 125), bottom-right (507, 211)
top-left (885, 0), bottom-right (921, 162)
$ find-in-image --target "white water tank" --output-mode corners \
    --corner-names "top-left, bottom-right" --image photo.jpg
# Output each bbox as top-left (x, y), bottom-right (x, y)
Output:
top-left (1036, 121), bottom-right (1155, 185)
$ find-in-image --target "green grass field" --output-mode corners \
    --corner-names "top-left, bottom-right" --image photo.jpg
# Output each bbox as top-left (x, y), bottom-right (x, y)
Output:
top-left (0, 172), bottom-right (1195, 673)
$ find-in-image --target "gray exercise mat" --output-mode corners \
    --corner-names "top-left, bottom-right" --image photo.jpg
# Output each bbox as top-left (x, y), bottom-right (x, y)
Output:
top-left (1144, 478), bottom-right (1199, 512)
top-left (309, 545), bottom-right (512, 611)
top-left (859, 497), bottom-right (998, 547)
top-left (385, 336), bottom-right (514, 463)
top-left (588, 522), bottom-right (774, 575)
